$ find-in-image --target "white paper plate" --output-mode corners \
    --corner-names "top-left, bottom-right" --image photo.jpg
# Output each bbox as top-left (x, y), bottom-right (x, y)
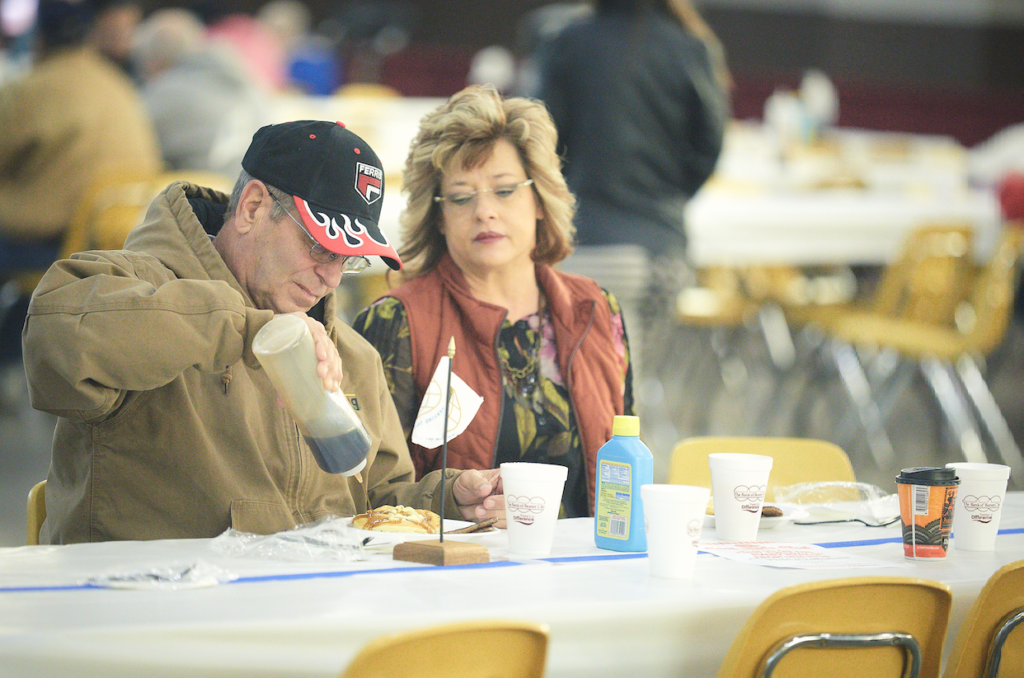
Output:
top-left (703, 504), bottom-right (809, 531)
top-left (346, 518), bottom-right (496, 545)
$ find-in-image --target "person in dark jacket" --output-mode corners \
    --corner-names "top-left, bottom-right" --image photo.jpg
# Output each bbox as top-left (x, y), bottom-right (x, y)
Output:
top-left (538, 0), bottom-right (730, 424)
top-left (539, 0), bottom-right (730, 257)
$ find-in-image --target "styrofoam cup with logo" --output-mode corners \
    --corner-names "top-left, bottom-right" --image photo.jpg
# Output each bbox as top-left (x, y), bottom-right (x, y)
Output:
top-left (500, 462), bottom-right (568, 557)
top-left (946, 462), bottom-right (1010, 551)
top-left (707, 453), bottom-right (773, 541)
top-left (641, 484), bottom-right (711, 579)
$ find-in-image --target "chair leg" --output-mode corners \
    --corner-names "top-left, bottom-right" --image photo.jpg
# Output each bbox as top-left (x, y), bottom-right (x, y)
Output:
top-left (833, 353), bottom-right (916, 446)
top-left (919, 357), bottom-right (988, 464)
top-left (830, 340), bottom-right (895, 467)
top-left (956, 355), bottom-right (1024, 480)
top-left (757, 303), bottom-right (796, 371)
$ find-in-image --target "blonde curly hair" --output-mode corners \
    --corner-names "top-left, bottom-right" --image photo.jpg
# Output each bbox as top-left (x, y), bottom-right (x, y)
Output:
top-left (396, 84), bottom-right (576, 280)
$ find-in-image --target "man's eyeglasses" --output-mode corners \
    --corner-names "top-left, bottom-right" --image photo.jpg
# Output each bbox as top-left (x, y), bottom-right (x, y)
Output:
top-left (270, 194), bottom-right (369, 273)
top-left (433, 179), bottom-right (534, 210)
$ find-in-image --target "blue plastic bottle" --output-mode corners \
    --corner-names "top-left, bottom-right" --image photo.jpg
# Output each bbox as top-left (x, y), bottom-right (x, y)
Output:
top-left (594, 415), bottom-right (654, 551)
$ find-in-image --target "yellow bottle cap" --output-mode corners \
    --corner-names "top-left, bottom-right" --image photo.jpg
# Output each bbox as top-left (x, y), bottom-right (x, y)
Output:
top-left (612, 415), bottom-right (639, 437)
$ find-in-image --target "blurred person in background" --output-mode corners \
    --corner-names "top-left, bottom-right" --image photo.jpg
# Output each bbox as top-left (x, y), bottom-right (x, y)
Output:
top-left (0, 0), bottom-right (159, 370)
top-left (537, 0), bottom-right (730, 411)
top-left (203, 4), bottom-right (288, 92)
top-left (353, 85), bottom-right (634, 518)
top-left (132, 7), bottom-right (270, 176)
top-left (88, 0), bottom-right (140, 78)
top-left (256, 0), bottom-right (339, 96)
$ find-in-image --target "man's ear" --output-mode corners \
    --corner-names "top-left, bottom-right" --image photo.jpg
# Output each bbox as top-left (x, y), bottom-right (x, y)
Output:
top-left (234, 180), bottom-right (269, 234)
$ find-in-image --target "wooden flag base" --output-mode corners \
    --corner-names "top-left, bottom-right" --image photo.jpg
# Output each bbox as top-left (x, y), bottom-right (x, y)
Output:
top-left (393, 539), bottom-right (490, 566)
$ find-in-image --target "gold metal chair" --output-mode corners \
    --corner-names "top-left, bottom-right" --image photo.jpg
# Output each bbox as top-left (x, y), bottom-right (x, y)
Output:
top-left (673, 266), bottom-right (772, 433)
top-left (333, 82), bottom-right (401, 98)
top-left (26, 479), bottom-right (46, 545)
top-left (826, 223), bottom-right (1024, 479)
top-left (792, 224), bottom-right (977, 468)
top-left (674, 264), bottom-right (858, 435)
top-left (668, 436), bottom-right (855, 501)
top-left (943, 560), bottom-right (1024, 678)
top-left (339, 620), bottom-right (549, 678)
top-left (717, 577), bottom-right (953, 678)
top-left (61, 169), bottom-right (235, 259)
top-left (793, 224), bottom-right (976, 331)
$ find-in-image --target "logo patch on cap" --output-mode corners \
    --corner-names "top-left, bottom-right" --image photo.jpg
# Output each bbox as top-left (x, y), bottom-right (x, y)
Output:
top-left (355, 162), bottom-right (382, 205)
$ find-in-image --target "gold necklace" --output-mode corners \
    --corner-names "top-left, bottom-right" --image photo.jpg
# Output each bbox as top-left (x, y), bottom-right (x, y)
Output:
top-left (500, 298), bottom-right (545, 396)
top-left (502, 353), bottom-right (537, 382)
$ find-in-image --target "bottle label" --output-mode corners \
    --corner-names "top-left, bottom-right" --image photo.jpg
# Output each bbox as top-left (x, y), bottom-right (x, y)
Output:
top-left (596, 460), bottom-right (632, 540)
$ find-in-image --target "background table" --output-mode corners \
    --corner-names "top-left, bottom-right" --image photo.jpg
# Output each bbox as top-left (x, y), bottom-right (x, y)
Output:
top-left (685, 122), bottom-right (1002, 266)
top-left (3, 494), bottom-right (1023, 678)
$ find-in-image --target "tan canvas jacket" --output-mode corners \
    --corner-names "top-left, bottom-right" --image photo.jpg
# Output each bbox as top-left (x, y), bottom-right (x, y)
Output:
top-left (23, 181), bottom-right (460, 543)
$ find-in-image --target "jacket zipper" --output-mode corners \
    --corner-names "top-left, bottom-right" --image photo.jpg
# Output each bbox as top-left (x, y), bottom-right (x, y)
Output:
top-left (489, 309), bottom-right (510, 469)
top-left (566, 300), bottom-right (597, 515)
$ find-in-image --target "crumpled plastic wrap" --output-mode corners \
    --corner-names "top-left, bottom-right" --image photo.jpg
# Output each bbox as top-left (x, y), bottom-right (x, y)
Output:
top-left (86, 560), bottom-right (238, 590)
top-left (209, 515), bottom-right (367, 562)
top-left (773, 481), bottom-right (901, 526)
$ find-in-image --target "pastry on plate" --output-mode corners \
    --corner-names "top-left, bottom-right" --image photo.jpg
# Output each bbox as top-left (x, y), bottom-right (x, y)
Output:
top-left (351, 505), bottom-right (440, 534)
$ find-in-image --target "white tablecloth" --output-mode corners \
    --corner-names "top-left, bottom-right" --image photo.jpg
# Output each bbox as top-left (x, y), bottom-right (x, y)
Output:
top-left (3, 493), bottom-right (1023, 678)
top-left (685, 185), bottom-right (1001, 266)
top-left (685, 123), bottom-right (1002, 266)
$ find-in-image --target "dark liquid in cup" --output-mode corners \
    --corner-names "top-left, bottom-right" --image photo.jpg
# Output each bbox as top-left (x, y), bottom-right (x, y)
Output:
top-left (304, 427), bottom-right (372, 474)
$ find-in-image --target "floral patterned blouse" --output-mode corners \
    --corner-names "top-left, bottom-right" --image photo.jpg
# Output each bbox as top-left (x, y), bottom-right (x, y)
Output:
top-left (352, 290), bottom-right (634, 518)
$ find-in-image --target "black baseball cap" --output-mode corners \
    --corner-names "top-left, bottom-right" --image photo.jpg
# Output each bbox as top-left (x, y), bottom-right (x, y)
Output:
top-left (242, 120), bottom-right (402, 270)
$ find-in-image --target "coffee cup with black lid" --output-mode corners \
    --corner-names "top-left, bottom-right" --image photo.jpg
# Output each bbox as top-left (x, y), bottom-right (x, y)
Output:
top-left (895, 467), bottom-right (960, 559)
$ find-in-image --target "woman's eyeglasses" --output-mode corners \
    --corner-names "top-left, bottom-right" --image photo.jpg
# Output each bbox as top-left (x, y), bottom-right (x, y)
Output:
top-left (433, 179), bottom-right (534, 210)
top-left (270, 194), bottom-right (369, 273)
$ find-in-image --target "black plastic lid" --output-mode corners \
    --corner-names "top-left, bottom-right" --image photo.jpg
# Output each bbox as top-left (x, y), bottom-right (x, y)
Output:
top-left (895, 466), bottom-right (960, 486)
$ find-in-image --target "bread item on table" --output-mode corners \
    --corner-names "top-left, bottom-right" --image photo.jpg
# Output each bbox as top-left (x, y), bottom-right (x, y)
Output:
top-left (705, 498), bottom-right (783, 517)
top-left (446, 517), bottom-right (498, 534)
top-left (350, 505), bottom-right (440, 534)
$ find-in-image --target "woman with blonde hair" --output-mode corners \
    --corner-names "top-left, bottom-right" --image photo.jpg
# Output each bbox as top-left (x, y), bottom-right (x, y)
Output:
top-left (354, 84), bottom-right (633, 518)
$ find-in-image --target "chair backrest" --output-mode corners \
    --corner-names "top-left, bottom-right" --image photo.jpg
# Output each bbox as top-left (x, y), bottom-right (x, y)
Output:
top-left (717, 576), bottom-right (953, 678)
top-left (675, 265), bottom-right (755, 327)
top-left (61, 169), bottom-right (235, 259)
top-left (339, 620), bottom-right (549, 678)
top-left (668, 436), bottom-right (856, 501)
top-left (871, 223), bottom-right (975, 324)
top-left (26, 479), bottom-right (46, 545)
top-left (959, 223), bottom-right (1024, 356)
top-left (334, 82), bottom-right (401, 98)
top-left (943, 560), bottom-right (1024, 678)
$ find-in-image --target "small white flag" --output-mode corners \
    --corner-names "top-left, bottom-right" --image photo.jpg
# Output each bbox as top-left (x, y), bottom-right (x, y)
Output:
top-left (410, 356), bottom-right (483, 449)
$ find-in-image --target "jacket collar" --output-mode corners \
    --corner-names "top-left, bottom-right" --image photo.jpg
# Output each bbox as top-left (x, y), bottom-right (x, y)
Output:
top-left (434, 251), bottom-right (596, 337)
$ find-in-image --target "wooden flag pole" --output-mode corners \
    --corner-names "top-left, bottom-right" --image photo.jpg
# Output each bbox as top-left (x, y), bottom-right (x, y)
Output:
top-left (440, 336), bottom-right (454, 542)
top-left (394, 338), bottom-right (489, 565)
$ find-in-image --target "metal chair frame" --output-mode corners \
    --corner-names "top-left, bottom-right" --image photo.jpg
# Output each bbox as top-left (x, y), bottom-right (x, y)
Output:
top-left (764, 632), bottom-right (922, 678)
top-left (983, 608), bottom-right (1024, 678)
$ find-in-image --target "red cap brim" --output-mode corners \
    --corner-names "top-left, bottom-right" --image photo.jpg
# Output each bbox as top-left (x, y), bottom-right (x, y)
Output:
top-left (293, 196), bottom-right (402, 270)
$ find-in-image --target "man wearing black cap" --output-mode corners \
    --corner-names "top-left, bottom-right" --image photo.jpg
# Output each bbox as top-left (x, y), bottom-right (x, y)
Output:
top-left (22, 120), bottom-right (504, 544)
